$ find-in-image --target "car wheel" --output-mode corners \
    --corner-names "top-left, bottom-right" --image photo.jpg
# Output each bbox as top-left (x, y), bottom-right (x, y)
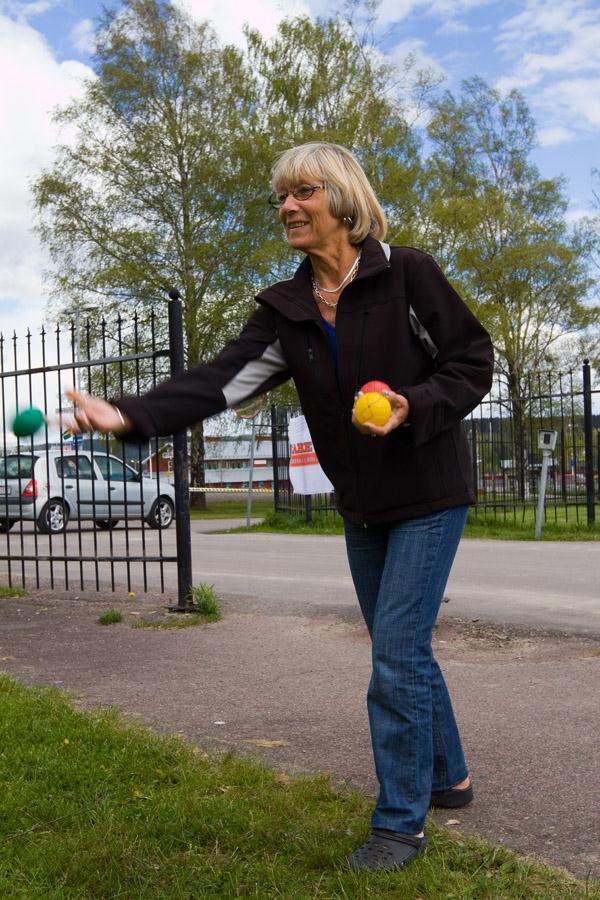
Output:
top-left (146, 496), bottom-right (174, 529)
top-left (0, 518), bottom-right (16, 532)
top-left (37, 499), bottom-right (69, 534)
top-left (95, 519), bottom-right (120, 530)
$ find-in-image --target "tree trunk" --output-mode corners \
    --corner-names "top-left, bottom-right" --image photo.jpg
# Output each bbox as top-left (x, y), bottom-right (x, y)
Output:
top-left (189, 421), bottom-right (207, 510)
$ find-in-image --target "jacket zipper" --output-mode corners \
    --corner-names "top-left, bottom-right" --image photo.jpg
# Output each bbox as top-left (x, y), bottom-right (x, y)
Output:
top-left (350, 310), bottom-right (371, 525)
top-left (309, 306), bottom-right (371, 526)
top-left (306, 330), bottom-right (315, 364)
top-left (354, 310), bottom-right (371, 396)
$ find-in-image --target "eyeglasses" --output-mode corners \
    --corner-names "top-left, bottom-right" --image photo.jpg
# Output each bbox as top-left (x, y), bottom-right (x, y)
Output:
top-left (268, 185), bottom-right (325, 208)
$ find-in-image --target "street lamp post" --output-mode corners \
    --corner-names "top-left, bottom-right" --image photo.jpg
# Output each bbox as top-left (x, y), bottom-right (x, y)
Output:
top-left (68, 305), bottom-right (95, 392)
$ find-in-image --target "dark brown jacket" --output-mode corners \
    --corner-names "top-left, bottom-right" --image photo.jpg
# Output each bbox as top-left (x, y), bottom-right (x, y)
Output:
top-left (117, 236), bottom-right (494, 524)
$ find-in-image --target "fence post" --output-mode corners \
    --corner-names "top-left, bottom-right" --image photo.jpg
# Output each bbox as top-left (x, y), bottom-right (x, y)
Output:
top-left (470, 418), bottom-right (478, 499)
top-left (167, 289), bottom-right (194, 610)
top-left (597, 431), bottom-right (600, 499)
top-left (270, 403), bottom-right (280, 512)
top-left (305, 494), bottom-right (313, 523)
top-left (582, 359), bottom-right (595, 526)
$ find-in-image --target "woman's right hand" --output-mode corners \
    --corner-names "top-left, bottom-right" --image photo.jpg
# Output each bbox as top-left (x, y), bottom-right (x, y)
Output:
top-left (64, 389), bottom-right (133, 435)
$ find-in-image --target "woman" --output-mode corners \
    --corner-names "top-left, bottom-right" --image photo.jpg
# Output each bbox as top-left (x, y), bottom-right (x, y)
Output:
top-left (67, 142), bottom-right (494, 872)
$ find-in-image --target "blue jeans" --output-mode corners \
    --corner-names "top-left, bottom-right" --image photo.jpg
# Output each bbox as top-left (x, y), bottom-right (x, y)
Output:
top-left (344, 506), bottom-right (469, 834)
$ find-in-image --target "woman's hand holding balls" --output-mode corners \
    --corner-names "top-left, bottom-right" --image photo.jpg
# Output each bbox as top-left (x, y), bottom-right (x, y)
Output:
top-left (352, 385), bottom-right (410, 437)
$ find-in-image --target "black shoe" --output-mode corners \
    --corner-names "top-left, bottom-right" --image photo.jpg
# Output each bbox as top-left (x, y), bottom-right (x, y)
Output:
top-left (346, 830), bottom-right (427, 872)
top-left (430, 783), bottom-right (473, 809)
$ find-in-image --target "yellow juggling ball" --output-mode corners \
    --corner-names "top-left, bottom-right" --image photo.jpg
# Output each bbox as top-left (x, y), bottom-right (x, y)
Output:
top-left (353, 391), bottom-right (392, 427)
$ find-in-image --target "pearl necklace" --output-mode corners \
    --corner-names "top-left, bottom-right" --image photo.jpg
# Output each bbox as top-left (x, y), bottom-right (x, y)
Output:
top-left (313, 251), bottom-right (361, 293)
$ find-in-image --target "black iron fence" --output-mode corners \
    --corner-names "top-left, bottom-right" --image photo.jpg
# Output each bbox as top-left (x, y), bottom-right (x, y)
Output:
top-left (465, 361), bottom-right (599, 525)
top-left (271, 405), bottom-right (339, 522)
top-left (0, 298), bottom-right (193, 605)
top-left (272, 360), bottom-right (600, 526)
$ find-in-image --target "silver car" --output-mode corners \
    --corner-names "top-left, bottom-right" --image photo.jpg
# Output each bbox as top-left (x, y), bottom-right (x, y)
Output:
top-left (0, 449), bottom-right (175, 534)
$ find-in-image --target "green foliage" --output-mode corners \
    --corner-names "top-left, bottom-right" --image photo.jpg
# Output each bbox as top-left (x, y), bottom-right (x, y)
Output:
top-left (245, 15), bottom-right (426, 251)
top-left (132, 612), bottom-right (215, 629)
top-left (467, 506), bottom-right (600, 541)
top-left (189, 582), bottom-right (221, 618)
top-left (188, 496), bottom-right (274, 519)
top-left (0, 585), bottom-right (26, 598)
top-left (33, 0), bottom-right (429, 353)
top-left (131, 584), bottom-right (220, 627)
top-left (97, 609), bottom-right (124, 625)
top-left (34, 0), bottom-right (261, 350)
top-left (235, 507), bottom-right (600, 541)
top-left (424, 77), bottom-right (600, 396)
top-left (33, 0), bottom-right (434, 496)
top-left (242, 510), bottom-right (344, 534)
top-left (32, 3), bottom-right (599, 501)
top-left (0, 676), bottom-right (597, 897)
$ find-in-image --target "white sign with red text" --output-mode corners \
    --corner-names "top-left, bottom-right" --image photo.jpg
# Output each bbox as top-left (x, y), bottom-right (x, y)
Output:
top-left (288, 415), bottom-right (334, 495)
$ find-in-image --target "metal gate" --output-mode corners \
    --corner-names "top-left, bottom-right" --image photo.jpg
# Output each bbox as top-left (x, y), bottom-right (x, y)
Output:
top-left (271, 361), bottom-right (599, 526)
top-left (0, 295), bottom-right (192, 605)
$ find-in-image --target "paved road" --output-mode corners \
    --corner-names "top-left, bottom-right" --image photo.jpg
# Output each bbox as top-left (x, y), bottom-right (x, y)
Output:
top-left (1, 524), bottom-right (598, 634)
top-left (190, 532), bottom-right (600, 635)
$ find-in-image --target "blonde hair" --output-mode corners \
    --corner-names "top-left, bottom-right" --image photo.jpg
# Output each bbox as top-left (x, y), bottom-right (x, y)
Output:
top-left (271, 142), bottom-right (387, 244)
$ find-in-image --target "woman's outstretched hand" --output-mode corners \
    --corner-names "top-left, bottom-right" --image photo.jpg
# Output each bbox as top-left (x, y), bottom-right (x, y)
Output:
top-left (64, 389), bottom-right (133, 436)
top-left (352, 390), bottom-right (410, 437)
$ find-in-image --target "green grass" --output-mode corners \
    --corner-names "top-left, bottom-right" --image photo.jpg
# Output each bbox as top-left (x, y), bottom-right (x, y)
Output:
top-left (132, 612), bottom-right (214, 630)
top-left (0, 585), bottom-right (27, 598)
top-left (226, 508), bottom-right (600, 541)
top-left (190, 582), bottom-right (221, 617)
top-left (465, 517), bottom-right (600, 541)
top-left (231, 511), bottom-right (344, 535)
top-left (188, 495), bottom-right (600, 540)
top-left (97, 609), bottom-right (124, 626)
top-left (0, 675), bottom-right (597, 899)
top-left (132, 583), bottom-right (221, 629)
top-left (466, 504), bottom-right (600, 540)
top-left (189, 496), bottom-right (274, 520)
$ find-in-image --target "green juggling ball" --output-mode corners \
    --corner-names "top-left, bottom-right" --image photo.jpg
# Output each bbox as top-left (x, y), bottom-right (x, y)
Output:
top-left (12, 407), bottom-right (46, 438)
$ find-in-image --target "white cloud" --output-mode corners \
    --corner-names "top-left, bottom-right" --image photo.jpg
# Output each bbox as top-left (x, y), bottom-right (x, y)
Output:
top-left (0, 1), bottom-right (58, 21)
top-left (0, 14), bottom-right (93, 337)
top-left (497, 0), bottom-right (600, 66)
top-left (496, 1), bottom-right (600, 142)
top-left (564, 206), bottom-right (595, 224)
top-left (306, 0), bottom-right (494, 29)
top-left (388, 37), bottom-right (446, 80)
top-left (176, 0), bottom-right (311, 46)
top-left (70, 18), bottom-right (95, 55)
top-left (537, 125), bottom-right (574, 146)
top-left (495, 72), bottom-right (539, 93)
top-left (426, 0), bottom-right (493, 13)
top-left (369, 0), bottom-right (419, 25)
top-left (374, 0), bottom-right (491, 26)
top-left (497, 1), bottom-right (600, 83)
top-left (537, 78), bottom-right (600, 130)
top-left (1, 0), bottom-right (319, 341)
top-left (435, 18), bottom-right (471, 35)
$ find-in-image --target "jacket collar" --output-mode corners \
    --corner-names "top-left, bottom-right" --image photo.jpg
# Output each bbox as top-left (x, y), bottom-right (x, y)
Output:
top-left (256, 235), bottom-right (391, 321)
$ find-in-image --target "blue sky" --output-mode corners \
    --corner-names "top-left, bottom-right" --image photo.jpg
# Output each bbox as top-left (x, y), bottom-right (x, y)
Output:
top-left (0, 0), bottom-right (598, 337)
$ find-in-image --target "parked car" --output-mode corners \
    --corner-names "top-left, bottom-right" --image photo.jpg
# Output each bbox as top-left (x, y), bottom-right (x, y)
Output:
top-left (0, 449), bottom-right (175, 534)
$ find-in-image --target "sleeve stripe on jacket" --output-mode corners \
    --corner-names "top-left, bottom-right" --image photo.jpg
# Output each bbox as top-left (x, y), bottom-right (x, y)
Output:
top-left (222, 339), bottom-right (287, 407)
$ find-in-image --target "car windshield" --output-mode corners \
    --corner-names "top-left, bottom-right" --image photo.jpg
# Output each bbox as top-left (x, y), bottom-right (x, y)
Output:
top-left (0, 455), bottom-right (37, 479)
